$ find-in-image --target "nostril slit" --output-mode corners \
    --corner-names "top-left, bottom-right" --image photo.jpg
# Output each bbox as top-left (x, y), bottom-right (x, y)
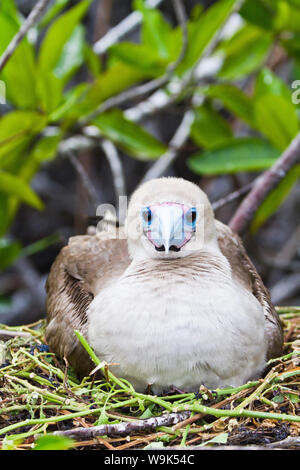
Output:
top-left (155, 245), bottom-right (165, 252)
top-left (170, 245), bottom-right (181, 252)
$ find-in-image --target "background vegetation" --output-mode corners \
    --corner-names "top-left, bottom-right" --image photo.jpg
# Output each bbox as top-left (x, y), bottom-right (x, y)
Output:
top-left (0, 0), bottom-right (299, 324)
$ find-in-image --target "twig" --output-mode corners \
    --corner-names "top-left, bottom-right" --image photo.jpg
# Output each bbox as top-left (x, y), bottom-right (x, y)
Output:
top-left (265, 437), bottom-right (300, 449)
top-left (100, 139), bottom-right (126, 223)
top-left (126, 9), bottom-right (242, 123)
top-left (0, 330), bottom-right (31, 340)
top-left (140, 109), bottom-right (195, 183)
top-left (0, 0), bottom-right (52, 72)
top-left (79, 0), bottom-right (188, 127)
top-left (229, 132), bottom-right (300, 234)
top-left (93, 0), bottom-right (164, 54)
top-left (212, 182), bottom-right (254, 211)
top-left (67, 152), bottom-right (99, 210)
top-left (54, 411), bottom-right (190, 439)
top-left (137, 2), bottom-right (244, 181)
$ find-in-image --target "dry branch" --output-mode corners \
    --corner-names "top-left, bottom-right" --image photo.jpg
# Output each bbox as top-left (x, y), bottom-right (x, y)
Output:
top-left (93, 0), bottom-right (164, 54)
top-left (79, 0), bottom-right (188, 127)
top-left (54, 411), bottom-right (191, 440)
top-left (229, 132), bottom-right (300, 234)
top-left (141, 110), bottom-right (195, 183)
top-left (212, 182), bottom-right (254, 211)
top-left (0, 0), bottom-right (52, 72)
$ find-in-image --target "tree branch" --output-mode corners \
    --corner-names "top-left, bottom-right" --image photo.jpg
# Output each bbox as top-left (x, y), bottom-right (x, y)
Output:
top-left (229, 132), bottom-right (300, 234)
top-left (141, 109), bottom-right (195, 183)
top-left (100, 139), bottom-right (127, 223)
top-left (0, 0), bottom-right (52, 72)
top-left (67, 152), bottom-right (99, 210)
top-left (212, 182), bottom-right (254, 211)
top-left (93, 0), bottom-right (164, 54)
top-left (53, 411), bottom-right (191, 440)
top-left (79, 0), bottom-right (188, 127)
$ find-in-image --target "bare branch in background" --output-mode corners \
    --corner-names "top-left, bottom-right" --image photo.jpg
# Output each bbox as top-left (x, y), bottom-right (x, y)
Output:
top-left (79, 0), bottom-right (188, 127)
top-left (141, 110), bottom-right (195, 183)
top-left (67, 152), bottom-right (99, 210)
top-left (0, 0), bottom-right (52, 72)
top-left (53, 411), bottom-right (191, 440)
top-left (128, 4), bottom-right (244, 183)
top-left (212, 182), bottom-right (254, 211)
top-left (126, 13), bottom-right (242, 122)
top-left (93, 0), bottom-right (164, 54)
top-left (229, 132), bottom-right (300, 234)
top-left (100, 139), bottom-right (127, 223)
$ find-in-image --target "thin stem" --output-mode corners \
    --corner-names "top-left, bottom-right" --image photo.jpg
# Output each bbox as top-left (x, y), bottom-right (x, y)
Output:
top-left (0, 0), bottom-right (52, 72)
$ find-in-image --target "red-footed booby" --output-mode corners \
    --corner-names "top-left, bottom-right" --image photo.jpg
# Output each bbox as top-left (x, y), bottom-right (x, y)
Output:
top-left (46, 177), bottom-right (283, 393)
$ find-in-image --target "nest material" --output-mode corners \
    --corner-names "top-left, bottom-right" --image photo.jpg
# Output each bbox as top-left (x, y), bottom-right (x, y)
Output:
top-left (0, 307), bottom-right (299, 450)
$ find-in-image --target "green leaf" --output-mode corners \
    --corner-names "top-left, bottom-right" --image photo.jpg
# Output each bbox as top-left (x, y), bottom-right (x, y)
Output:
top-left (190, 103), bottom-right (232, 149)
top-left (54, 24), bottom-right (85, 82)
top-left (93, 110), bottom-right (167, 160)
top-left (0, 12), bottom-right (37, 108)
top-left (177, 0), bottom-right (237, 75)
top-left (198, 433), bottom-right (228, 447)
top-left (0, 111), bottom-right (47, 163)
top-left (49, 83), bottom-right (88, 122)
top-left (31, 134), bottom-right (61, 162)
top-left (281, 31), bottom-right (300, 60)
top-left (84, 43), bottom-right (102, 77)
top-left (201, 84), bottom-right (254, 126)
top-left (0, 238), bottom-right (21, 270)
top-left (139, 404), bottom-right (155, 419)
top-left (218, 25), bottom-right (272, 80)
top-left (0, 171), bottom-right (44, 210)
top-left (137, 2), bottom-right (175, 60)
top-left (274, 1), bottom-right (300, 31)
top-left (71, 62), bottom-right (148, 121)
top-left (37, 73), bottom-right (64, 113)
top-left (271, 394), bottom-right (285, 403)
top-left (34, 435), bottom-right (75, 450)
top-left (188, 138), bottom-right (280, 175)
top-left (254, 95), bottom-right (298, 150)
top-left (0, 0), bottom-right (19, 21)
top-left (38, 0), bottom-right (91, 72)
top-left (239, 0), bottom-right (275, 30)
top-left (108, 43), bottom-right (168, 75)
top-left (251, 165), bottom-right (300, 232)
top-left (38, 0), bottom-right (71, 29)
top-left (254, 68), bottom-right (292, 101)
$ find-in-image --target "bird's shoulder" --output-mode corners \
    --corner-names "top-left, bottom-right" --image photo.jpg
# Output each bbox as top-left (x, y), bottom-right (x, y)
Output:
top-left (45, 232), bottom-right (130, 377)
top-left (215, 219), bottom-right (283, 359)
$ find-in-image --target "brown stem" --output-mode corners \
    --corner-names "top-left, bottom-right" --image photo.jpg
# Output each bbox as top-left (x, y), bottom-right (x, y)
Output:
top-left (229, 132), bottom-right (300, 234)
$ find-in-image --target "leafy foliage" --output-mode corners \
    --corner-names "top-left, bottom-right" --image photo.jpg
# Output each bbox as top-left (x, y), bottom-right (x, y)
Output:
top-left (0, 0), bottom-right (300, 270)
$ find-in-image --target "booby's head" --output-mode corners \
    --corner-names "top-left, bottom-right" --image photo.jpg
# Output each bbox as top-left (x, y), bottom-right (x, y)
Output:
top-left (126, 177), bottom-right (218, 260)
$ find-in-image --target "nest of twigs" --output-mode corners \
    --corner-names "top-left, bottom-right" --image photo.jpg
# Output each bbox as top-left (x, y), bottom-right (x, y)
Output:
top-left (0, 307), bottom-right (299, 450)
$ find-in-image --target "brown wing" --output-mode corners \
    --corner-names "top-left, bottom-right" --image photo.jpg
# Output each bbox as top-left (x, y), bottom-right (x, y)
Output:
top-left (215, 220), bottom-right (283, 360)
top-left (45, 234), bottom-right (130, 378)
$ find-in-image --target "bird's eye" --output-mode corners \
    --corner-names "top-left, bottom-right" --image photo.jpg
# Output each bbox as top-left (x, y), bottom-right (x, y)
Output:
top-left (141, 207), bottom-right (152, 226)
top-left (185, 208), bottom-right (197, 228)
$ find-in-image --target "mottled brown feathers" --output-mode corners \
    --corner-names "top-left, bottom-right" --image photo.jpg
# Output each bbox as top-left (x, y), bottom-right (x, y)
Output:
top-left (45, 235), bottom-right (130, 378)
top-left (216, 220), bottom-right (283, 359)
